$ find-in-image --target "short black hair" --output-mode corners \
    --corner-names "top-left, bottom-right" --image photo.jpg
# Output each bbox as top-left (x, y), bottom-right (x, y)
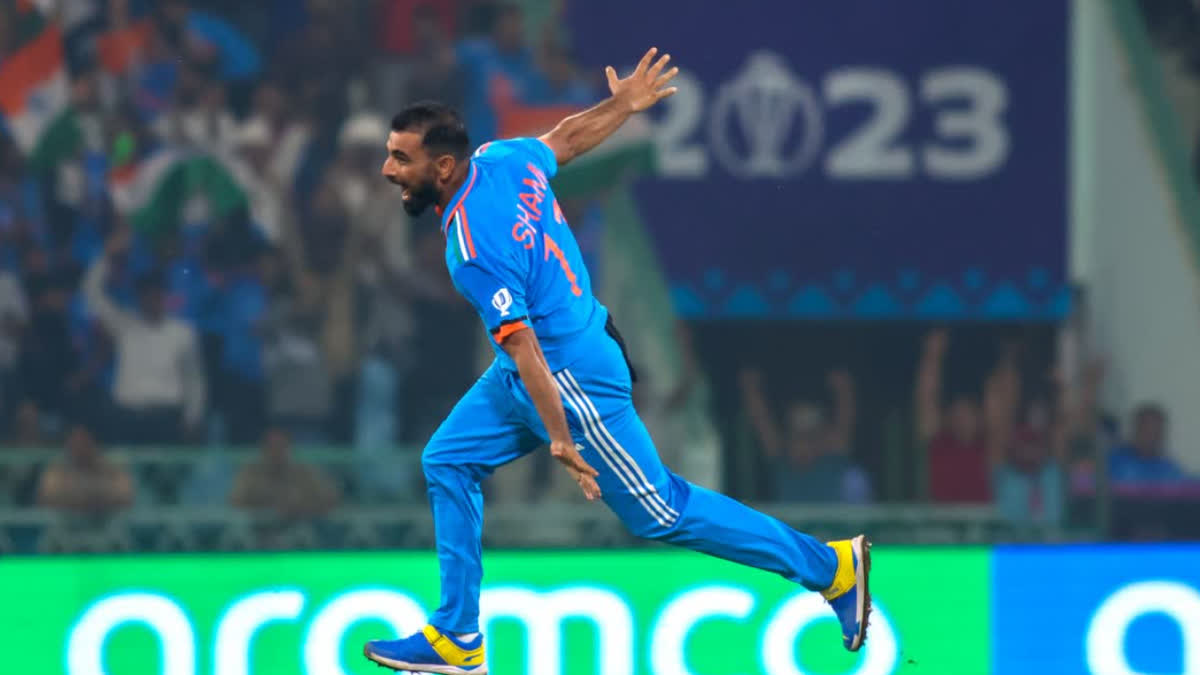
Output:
top-left (495, 2), bottom-right (522, 19)
top-left (1134, 402), bottom-right (1166, 423)
top-left (391, 102), bottom-right (470, 160)
top-left (136, 268), bottom-right (167, 294)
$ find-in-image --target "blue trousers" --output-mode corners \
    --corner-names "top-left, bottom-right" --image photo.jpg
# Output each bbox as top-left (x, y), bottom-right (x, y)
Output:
top-left (423, 335), bottom-right (838, 633)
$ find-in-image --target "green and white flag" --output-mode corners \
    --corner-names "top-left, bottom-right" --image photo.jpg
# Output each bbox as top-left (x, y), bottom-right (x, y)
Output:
top-left (109, 148), bottom-right (248, 239)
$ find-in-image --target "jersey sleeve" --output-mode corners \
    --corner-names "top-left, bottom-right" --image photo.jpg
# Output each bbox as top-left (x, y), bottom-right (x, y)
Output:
top-left (474, 137), bottom-right (559, 179)
top-left (452, 261), bottom-right (531, 343)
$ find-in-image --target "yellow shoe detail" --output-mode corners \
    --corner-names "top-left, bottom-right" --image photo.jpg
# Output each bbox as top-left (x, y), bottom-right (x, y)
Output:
top-left (821, 539), bottom-right (857, 601)
top-left (422, 625), bottom-right (486, 667)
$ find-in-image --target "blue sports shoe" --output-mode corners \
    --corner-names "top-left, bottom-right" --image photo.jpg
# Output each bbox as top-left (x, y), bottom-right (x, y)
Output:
top-left (821, 534), bottom-right (872, 651)
top-left (364, 625), bottom-right (487, 674)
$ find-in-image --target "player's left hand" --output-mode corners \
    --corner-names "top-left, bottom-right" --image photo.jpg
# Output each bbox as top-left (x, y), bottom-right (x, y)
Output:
top-left (550, 440), bottom-right (602, 501)
top-left (607, 47), bottom-right (679, 113)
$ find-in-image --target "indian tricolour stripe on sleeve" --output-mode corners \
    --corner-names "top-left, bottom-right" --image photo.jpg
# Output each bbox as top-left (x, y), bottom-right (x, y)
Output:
top-left (0, 15), bottom-right (81, 171)
top-left (452, 211), bottom-right (471, 263)
top-left (109, 148), bottom-right (248, 239)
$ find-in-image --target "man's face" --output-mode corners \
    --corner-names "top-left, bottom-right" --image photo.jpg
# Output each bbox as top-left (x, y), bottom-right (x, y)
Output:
top-left (263, 430), bottom-right (290, 467)
top-left (139, 287), bottom-right (167, 321)
top-left (342, 145), bottom-right (378, 175)
top-left (253, 84), bottom-right (285, 123)
top-left (494, 9), bottom-right (523, 52)
top-left (783, 402), bottom-right (825, 464)
top-left (240, 143), bottom-right (270, 173)
top-left (381, 131), bottom-right (447, 217)
top-left (67, 428), bottom-right (99, 467)
top-left (414, 10), bottom-right (443, 49)
top-left (161, 0), bottom-right (189, 26)
top-left (1133, 410), bottom-right (1165, 457)
top-left (947, 397), bottom-right (981, 442)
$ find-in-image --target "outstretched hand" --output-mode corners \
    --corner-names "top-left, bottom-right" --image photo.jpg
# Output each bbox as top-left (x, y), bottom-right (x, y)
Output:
top-left (606, 47), bottom-right (679, 113)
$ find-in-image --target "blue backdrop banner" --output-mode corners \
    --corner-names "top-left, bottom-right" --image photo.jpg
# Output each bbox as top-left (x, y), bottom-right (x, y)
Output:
top-left (567, 0), bottom-right (1070, 320)
top-left (993, 544), bottom-right (1200, 674)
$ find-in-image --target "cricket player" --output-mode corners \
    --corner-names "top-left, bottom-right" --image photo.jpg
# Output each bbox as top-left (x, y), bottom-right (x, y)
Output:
top-left (364, 48), bottom-right (871, 674)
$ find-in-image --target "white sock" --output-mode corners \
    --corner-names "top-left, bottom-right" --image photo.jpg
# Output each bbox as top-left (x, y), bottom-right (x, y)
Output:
top-left (456, 632), bottom-right (479, 642)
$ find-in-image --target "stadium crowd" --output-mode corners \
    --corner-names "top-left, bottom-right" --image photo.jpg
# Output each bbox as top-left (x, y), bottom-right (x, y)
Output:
top-left (0, 0), bottom-right (1195, 546)
top-left (0, 0), bottom-right (601, 449)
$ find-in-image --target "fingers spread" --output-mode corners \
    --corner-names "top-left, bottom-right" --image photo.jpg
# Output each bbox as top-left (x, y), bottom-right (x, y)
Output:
top-left (636, 47), bottom-right (658, 75)
top-left (649, 53), bottom-right (671, 78)
top-left (655, 66), bottom-right (679, 89)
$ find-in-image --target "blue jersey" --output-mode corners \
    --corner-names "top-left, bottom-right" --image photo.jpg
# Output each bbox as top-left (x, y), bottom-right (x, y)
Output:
top-left (441, 137), bottom-right (608, 373)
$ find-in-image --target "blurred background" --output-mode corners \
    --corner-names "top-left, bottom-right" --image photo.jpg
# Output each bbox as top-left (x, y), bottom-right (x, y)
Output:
top-left (1, 0), bottom-right (1199, 673)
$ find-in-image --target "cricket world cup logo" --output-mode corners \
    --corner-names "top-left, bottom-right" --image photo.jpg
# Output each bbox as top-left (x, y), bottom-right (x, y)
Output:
top-left (709, 50), bottom-right (823, 178)
top-left (492, 288), bottom-right (513, 317)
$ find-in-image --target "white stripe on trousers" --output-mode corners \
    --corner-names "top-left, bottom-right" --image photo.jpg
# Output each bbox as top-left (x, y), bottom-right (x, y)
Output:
top-left (553, 374), bottom-right (673, 527)
top-left (555, 370), bottom-right (679, 525)
top-left (561, 370), bottom-right (680, 518)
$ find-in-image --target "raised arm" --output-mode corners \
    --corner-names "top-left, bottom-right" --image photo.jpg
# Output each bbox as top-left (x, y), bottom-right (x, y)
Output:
top-left (84, 230), bottom-right (137, 335)
top-left (1064, 359), bottom-right (1105, 440)
top-left (915, 329), bottom-right (948, 444)
top-left (983, 350), bottom-right (1020, 468)
top-left (539, 47), bottom-right (678, 166)
top-left (501, 327), bottom-right (601, 500)
top-left (827, 368), bottom-right (857, 451)
top-left (737, 367), bottom-right (783, 460)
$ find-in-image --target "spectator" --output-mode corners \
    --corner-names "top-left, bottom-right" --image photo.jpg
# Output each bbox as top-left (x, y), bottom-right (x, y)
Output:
top-left (0, 134), bottom-right (41, 271)
top-left (231, 427), bottom-right (340, 517)
top-left (129, 3), bottom-right (187, 124)
top-left (36, 424), bottom-right (133, 514)
top-left (376, 0), bottom-right (457, 59)
top-left (739, 367), bottom-right (872, 503)
top-left (1061, 360), bottom-right (1108, 481)
top-left (534, 33), bottom-right (597, 106)
top-left (0, 398), bottom-right (44, 506)
top-left (84, 229), bottom-right (206, 444)
top-left (402, 227), bottom-right (479, 442)
top-left (329, 112), bottom-right (416, 451)
top-left (10, 400), bottom-right (44, 447)
top-left (273, 0), bottom-right (362, 128)
top-left (401, 4), bottom-right (466, 112)
top-left (153, 60), bottom-right (238, 151)
top-left (227, 116), bottom-right (289, 243)
top-left (19, 264), bottom-right (85, 427)
top-left (282, 178), bottom-right (364, 443)
top-left (0, 269), bottom-right (27, 418)
top-left (212, 246), bottom-right (270, 445)
top-left (456, 2), bottom-right (547, 143)
top-left (991, 358), bottom-right (1106, 527)
top-left (260, 246), bottom-right (334, 444)
top-left (915, 329), bottom-right (1007, 503)
top-left (245, 79), bottom-right (312, 195)
top-left (989, 360), bottom-right (1066, 527)
top-left (1109, 403), bottom-right (1187, 484)
top-left (0, 3), bottom-right (13, 60)
top-left (157, 0), bottom-right (262, 85)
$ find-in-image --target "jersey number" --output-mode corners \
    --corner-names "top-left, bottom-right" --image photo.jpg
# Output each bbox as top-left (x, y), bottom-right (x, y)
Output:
top-left (543, 232), bottom-right (583, 297)
top-left (513, 221), bottom-right (583, 297)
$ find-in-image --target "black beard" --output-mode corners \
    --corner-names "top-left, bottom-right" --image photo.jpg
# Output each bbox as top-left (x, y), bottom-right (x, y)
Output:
top-left (401, 180), bottom-right (442, 217)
